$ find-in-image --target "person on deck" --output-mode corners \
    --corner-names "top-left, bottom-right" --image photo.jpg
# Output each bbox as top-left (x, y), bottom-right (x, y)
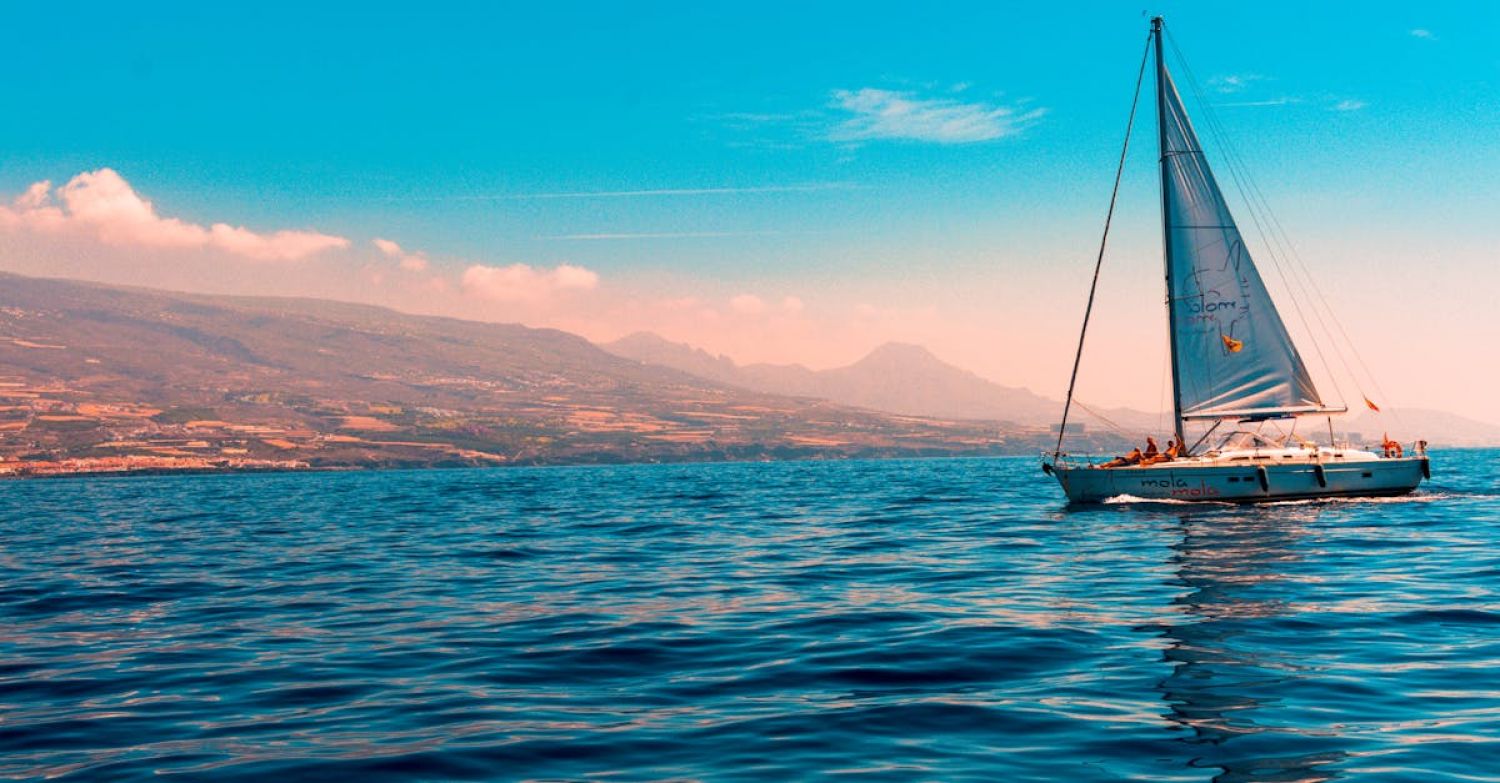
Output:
top-left (1142, 437), bottom-right (1159, 460)
top-left (1141, 439), bottom-right (1180, 466)
top-left (1098, 447), bottom-right (1144, 469)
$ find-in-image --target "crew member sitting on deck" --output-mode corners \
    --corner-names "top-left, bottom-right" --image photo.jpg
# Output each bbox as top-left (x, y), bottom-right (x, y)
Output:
top-left (1382, 434), bottom-right (1404, 458)
top-left (1141, 438), bottom-right (1180, 466)
top-left (1098, 446), bottom-right (1144, 469)
top-left (1142, 437), bottom-right (1159, 460)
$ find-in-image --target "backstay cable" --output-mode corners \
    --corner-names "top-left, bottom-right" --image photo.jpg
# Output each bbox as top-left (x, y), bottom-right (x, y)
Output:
top-left (1164, 28), bottom-right (1401, 429)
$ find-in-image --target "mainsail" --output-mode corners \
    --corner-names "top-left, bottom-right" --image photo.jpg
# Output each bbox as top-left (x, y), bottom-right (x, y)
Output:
top-left (1158, 63), bottom-right (1325, 420)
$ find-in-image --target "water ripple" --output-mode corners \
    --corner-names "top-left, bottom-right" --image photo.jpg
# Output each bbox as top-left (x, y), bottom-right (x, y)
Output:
top-left (1, 451), bottom-right (1497, 781)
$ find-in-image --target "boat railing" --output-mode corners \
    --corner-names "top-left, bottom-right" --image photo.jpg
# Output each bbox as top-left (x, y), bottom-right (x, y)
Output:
top-left (1045, 439), bottom-right (1427, 469)
top-left (1041, 451), bottom-right (1116, 469)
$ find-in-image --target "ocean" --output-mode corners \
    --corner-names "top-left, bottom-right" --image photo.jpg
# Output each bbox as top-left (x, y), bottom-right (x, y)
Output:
top-left (3, 451), bottom-right (1498, 781)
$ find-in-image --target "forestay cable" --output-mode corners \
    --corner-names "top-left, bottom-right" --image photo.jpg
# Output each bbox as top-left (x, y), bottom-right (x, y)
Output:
top-left (1053, 31), bottom-right (1153, 458)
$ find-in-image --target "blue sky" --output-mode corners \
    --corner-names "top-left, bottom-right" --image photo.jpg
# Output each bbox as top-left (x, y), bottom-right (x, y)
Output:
top-left (1, 1), bottom-right (1495, 421)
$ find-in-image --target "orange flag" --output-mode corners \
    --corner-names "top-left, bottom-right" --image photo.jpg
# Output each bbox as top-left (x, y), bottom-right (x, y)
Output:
top-left (1221, 334), bottom-right (1244, 353)
top-left (1364, 396), bottom-right (1381, 412)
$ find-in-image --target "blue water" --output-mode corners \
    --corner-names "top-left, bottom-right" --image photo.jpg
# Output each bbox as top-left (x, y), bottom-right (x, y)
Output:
top-left (2, 452), bottom-right (1499, 782)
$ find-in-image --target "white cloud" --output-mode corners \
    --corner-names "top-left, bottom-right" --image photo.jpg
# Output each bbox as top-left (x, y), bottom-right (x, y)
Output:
top-left (730, 294), bottom-right (766, 314)
top-left (1332, 99), bottom-right (1368, 112)
top-left (1410, 28), bottom-right (1436, 40)
top-left (372, 237), bottom-right (429, 271)
top-left (551, 264), bottom-right (600, 290)
top-left (0, 169), bottom-right (348, 261)
top-left (207, 224), bottom-right (348, 262)
top-left (15, 181), bottom-right (52, 210)
top-left (1207, 74), bottom-right (1267, 94)
top-left (1218, 97), bottom-right (1301, 108)
top-left (461, 262), bottom-right (599, 303)
top-left (829, 88), bottom-right (1044, 144)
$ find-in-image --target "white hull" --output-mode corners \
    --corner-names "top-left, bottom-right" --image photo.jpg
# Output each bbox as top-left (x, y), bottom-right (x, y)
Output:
top-left (1045, 453), bottom-right (1428, 504)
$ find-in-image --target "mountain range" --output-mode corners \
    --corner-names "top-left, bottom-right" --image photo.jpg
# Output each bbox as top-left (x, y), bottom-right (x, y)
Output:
top-left (604, 331), bottom-right (1173, 434)
top-left (604, 332), bottom-right (1060, 425)
top-left (604, 332), bottom-right (1500, 448)
top-left (0, 272), bottom-right (1093, 473)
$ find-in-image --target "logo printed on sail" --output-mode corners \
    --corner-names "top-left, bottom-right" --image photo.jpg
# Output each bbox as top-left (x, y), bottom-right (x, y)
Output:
top-left (1186, 298), bottom-right (1237, 314)
top-left (1182, 290), bottom-right (1241, 326)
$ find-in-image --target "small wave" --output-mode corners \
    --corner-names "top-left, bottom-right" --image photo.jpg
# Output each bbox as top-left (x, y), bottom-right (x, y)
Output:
top-left (1102, 492), bottom-right (1456, 507)
top-left (1262, 492), bottom-right (1456, 507)
top-left (1102, 494), bottom-right (1229, 506)
top-left (3, 455), bottom-right (1499, 782)
top-left (1393, 608), bottom-right (1500, 626)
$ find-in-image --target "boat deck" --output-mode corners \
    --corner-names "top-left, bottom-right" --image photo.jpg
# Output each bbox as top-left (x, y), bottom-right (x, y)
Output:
top-left (1044, 448), bottom-right (1428, 503)
top-left (1064, 446), bottom-right (1386, 471)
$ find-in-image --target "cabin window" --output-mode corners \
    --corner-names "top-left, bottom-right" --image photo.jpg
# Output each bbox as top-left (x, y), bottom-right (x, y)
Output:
top-left (1228, 477), bottom-right (1239, 483)
top-left (1361, 471), bottom-right (1373, 478)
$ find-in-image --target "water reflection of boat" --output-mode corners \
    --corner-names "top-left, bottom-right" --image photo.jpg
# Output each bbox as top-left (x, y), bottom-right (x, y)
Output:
top-left (1158, 511), bottom-right (1349, 781)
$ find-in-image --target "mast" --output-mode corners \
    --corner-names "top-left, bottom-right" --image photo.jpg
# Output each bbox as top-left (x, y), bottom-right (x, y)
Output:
top-left (1153, 16), bottom-right (1188, 452)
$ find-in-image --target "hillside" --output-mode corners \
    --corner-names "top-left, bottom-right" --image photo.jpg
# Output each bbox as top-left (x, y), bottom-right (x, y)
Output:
top-left (603, 333), bottom-right (1500, 448)
top-left (1341, 408), bottom-right (1500, 449)
top-left (0, 273), bottom-right (1085, 476)
top-left (605, 332), bottom-right (1060, 424)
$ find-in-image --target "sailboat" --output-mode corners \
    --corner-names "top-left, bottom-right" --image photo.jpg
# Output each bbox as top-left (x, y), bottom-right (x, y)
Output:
top-left (1042, 18), bottom-right (1430, 503)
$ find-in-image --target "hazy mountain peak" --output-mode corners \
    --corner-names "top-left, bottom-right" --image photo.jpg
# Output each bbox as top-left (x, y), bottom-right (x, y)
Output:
top-left (852, 342), bottom-right (945, 368)
top-left (603, 331), bottom-right (742, 384)
top-left (611, 330), bottom-right (695, 351)
top-left (604, 332), bottom-right (1059, 424)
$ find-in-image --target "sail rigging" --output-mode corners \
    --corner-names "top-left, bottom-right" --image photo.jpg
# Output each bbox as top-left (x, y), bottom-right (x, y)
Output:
top-left (1041, 18), bottom-right (1427, 504)
top-left (1053, 17), bottom-right (1348, 460)
top-left (1155, 29), bottom-right (1329, 422)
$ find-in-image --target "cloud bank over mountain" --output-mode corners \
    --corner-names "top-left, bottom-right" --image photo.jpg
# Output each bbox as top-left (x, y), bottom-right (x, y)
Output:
top-left (0, 169), bottom-right (348, 261)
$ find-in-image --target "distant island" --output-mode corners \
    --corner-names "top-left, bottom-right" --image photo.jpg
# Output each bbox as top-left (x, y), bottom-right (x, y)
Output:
top-left (1, 272), bottom-right (1493, 479)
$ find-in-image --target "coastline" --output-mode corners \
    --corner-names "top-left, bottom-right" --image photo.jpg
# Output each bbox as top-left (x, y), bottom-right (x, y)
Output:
top-left (0, 445), bottom-right (1030, 480)
top-left (3, 445), bottom-right (1482, 481)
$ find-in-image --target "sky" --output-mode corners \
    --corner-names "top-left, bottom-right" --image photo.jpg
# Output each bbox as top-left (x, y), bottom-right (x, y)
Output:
top-left (1, 1), bottom-right (1496, 425)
